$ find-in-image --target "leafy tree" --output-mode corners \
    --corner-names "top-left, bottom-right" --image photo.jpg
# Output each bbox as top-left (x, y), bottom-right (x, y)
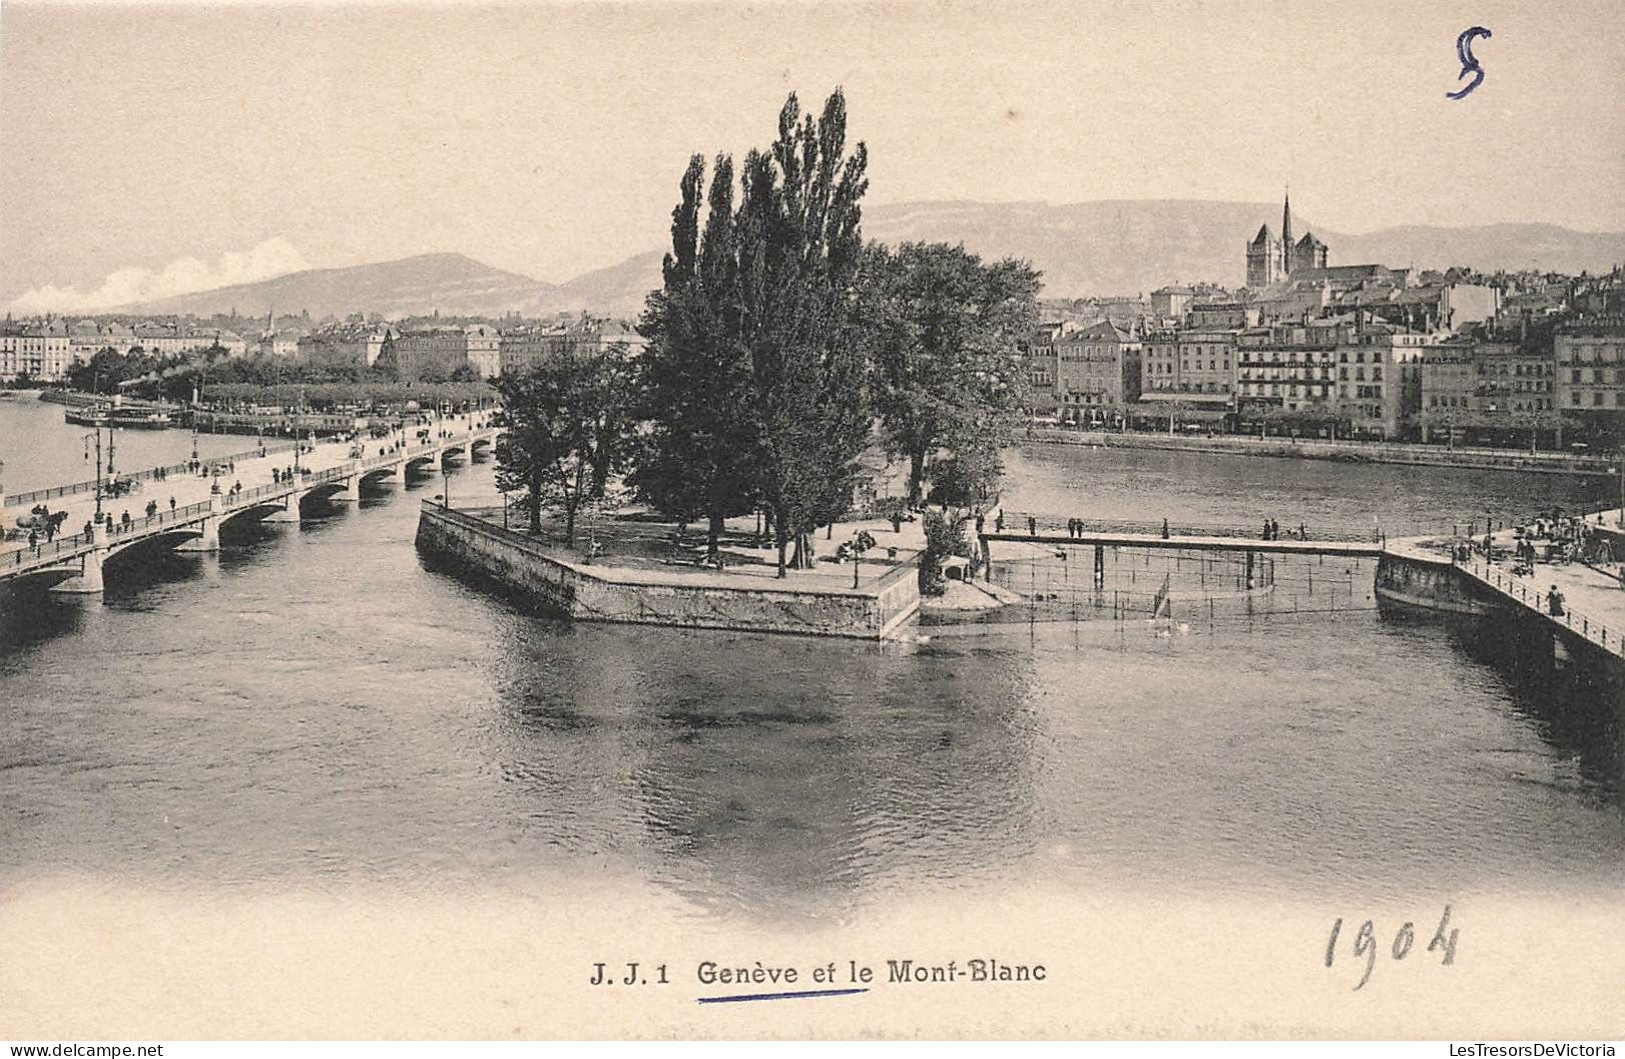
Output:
top-left (494, 348), bottom-right (631, 545)
top-left (870, 242), bottom-right (1040, 505)
top-left (918, 508), bottom-right (966, 596)
top-left (925, 440), bottom-right (1003, 512)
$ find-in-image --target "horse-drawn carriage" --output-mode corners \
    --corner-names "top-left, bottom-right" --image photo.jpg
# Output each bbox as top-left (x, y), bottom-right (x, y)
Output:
top-left (7, 505), bottom-right (70, 541)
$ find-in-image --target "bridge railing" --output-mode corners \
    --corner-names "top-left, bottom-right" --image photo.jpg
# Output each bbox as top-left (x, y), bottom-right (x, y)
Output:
top-left (987, 511), bottom-right (1566, 546)
top-left (105, 500), bottom-right (216, 541)
top-left (3, 532), bottom-right (94, 573)
top-left (227, 481), bottom-right (287, 508)
top-left (992, 512), bottom-right (1391, 545)
top-left (1458, 559), bottom-right (1619, 658)
top-left (5, 438), bottom-right (302, 508)
top-left (221, 463), bottom-right (353, 510)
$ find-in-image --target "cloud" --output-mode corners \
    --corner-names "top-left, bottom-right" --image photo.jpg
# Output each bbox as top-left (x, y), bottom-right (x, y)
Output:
top-left (7, 238), bottom-right (310, 314)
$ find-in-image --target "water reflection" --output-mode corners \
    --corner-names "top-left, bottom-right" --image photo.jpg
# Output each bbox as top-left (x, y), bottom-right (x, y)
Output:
top-left (484, 623), bottom-right (1040, 923)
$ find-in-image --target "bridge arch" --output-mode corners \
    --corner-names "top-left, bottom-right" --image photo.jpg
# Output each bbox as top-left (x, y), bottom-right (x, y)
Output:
top-left (104, 527), bottom-right (204, 562)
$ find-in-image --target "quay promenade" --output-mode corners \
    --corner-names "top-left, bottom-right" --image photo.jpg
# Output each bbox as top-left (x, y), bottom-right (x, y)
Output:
top-left (1026, 426), bottom-right (1622, 478)
top-left (1, 412), bottom-right (500, 594)
top-left (1458, 508), bottom-right (1625, 660)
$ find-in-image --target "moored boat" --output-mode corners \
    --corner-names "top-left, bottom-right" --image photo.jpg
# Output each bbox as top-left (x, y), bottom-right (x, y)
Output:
top-left (63, 405), bottom-right (174, 428)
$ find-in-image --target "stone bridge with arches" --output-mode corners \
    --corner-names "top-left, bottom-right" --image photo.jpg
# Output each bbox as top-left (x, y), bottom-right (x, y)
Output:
top-left (1, 419), bottom-right (501, 595)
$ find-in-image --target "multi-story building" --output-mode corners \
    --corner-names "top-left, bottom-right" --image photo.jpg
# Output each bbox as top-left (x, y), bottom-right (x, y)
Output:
top-left (498, 317), bottom-right (647, 375)
top-left (498, 324), bottom-right (562, 375)
top-left (256, 330), bottom-right (300, 358)
top-left (1138, 329), bottom-right (1236, 402)
top-left (0, 321), bottom-right (73, 381)
top-left (1235, 319), bottom-right (1341, 427)
top-left (465, 324), bottom-right (500, 378)
top-left (297, 324), bottom-right (396, 370)
top-left (1417, 340), bottom-right (1477, 442)
top-left (1139, 330), bottom-right (1179, 398)
top-left (1176, 329), bottom-right (1237, 399)
top-left (1235, 315), bottom-right (1428, 438)
top-left (1054, 319), bottom-right (1140, 419)
top-left (67, 320), bottom-right (136, 360)
top-left (1335, 322), bottom-right (1434, 438)
top-left (1186, 301), bottom-right (1259, 330)
top-left (1150, 286), bottom-right (1194, 319)
top-left (1018, 322), bottom-right (1064, 417)
top-left (1554, 316), bottom-right (1625, 430)
top-left (1474, 339), bottom-right (1557, 424)
top-left (130, 324), bottom-right (240, 357)
top-left (385, 324), bottom-right (501, 381)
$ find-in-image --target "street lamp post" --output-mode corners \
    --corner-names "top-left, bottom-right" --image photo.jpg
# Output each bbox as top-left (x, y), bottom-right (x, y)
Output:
top-left (81, 428), bottom-right (106, 521)
top-left (442, 463), bottom-right (450, 511)
top-left (292, 389), bottom-right (304, 479)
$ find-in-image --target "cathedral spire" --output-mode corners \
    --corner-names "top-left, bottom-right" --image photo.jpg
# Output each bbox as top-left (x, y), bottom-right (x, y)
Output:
top-left (1281, 187), bottom-right (1294, 275)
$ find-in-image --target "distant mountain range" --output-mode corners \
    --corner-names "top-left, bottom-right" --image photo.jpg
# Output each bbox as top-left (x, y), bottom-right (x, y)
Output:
top-left (111, 201), bottom-right (1625, 320)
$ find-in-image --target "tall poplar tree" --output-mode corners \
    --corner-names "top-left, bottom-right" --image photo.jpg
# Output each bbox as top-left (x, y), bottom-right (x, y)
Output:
top-left (633, 154), bottom-right (761, 556)
top-left (735, 89), bottom-right (872, 576)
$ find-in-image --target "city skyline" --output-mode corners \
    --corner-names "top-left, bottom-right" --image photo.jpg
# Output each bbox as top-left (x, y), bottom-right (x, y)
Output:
top-left (3, 0), bottom-right (1623, 311)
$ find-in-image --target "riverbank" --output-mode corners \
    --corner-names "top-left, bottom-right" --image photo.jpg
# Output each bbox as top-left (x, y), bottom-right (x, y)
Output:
top-left (416, 503), bottom-right (923, 639)
top-left (1025, 426), bottom-right (1620, 477)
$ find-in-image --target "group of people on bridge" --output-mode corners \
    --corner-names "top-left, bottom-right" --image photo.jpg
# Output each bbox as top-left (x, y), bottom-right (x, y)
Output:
top-left (1260, 519), bottom-right (1307, 541)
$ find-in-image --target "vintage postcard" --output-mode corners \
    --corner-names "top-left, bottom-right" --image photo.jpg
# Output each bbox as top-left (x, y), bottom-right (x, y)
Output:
top-left (1, 0), bottom-right (1622, 1045)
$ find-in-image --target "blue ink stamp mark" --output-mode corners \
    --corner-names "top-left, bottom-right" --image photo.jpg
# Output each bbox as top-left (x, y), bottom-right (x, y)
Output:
top-left (1448, 26), bottom-right (1492, 100)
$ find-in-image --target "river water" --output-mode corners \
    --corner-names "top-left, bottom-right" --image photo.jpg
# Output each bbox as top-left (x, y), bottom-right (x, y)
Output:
top-left (1, 399), bottom-right (1621, 928)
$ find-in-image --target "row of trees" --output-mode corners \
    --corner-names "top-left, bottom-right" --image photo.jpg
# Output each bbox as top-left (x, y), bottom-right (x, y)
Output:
top-left (65, 346), bottom-right (482, 402)
top-left (495, 89), bottom-right (1039, 578)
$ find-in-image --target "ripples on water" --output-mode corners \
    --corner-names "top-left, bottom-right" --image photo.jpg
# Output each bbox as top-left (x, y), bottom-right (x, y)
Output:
top-left (1, 408), bottom-right (1621, 927)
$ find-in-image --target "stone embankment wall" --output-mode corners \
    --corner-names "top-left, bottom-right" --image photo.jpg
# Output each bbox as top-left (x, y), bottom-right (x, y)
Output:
top-left (416, 504), bottom-right (920, 640)
top-left (1374, 551), bottom-right (1500, 616)
top-left (1026, 428), bottom-right (1616, 477)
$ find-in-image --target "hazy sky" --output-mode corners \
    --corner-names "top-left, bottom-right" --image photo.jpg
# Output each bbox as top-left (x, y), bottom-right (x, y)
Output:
top-left (2, 0), bottom-right (1622, 310)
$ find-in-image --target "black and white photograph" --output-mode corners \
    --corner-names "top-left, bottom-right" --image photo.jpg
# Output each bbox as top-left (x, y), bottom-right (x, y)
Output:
top-left (1, 0), bottom-right (1621, 1045)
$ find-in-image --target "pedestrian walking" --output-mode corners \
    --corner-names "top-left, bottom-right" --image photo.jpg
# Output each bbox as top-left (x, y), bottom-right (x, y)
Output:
top-left (169, 496), bottom-right (177, 511)
top-left (1161, 518), bottom-right (1170, 540)
top-left (28, 529), bottom-right (38, 552)
top-left (1547, 585), bottom-right (1565, 617)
